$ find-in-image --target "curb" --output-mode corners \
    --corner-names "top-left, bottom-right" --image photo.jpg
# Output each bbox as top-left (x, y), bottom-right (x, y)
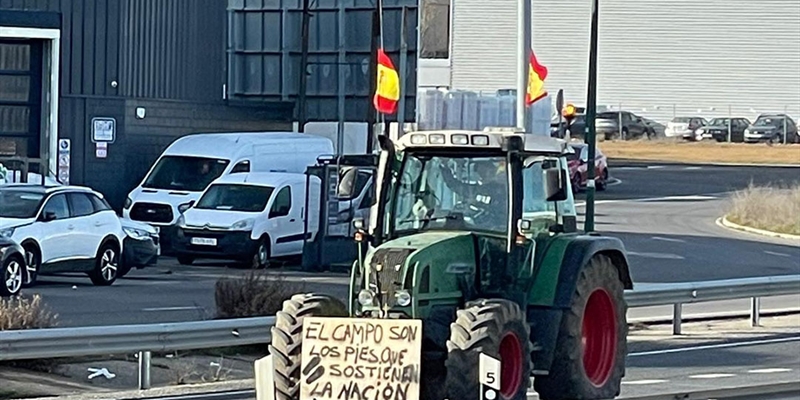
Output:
top-left (610, 158), bottom-right (800, 169)
top-left (717, 216), bottom-right (800, 241)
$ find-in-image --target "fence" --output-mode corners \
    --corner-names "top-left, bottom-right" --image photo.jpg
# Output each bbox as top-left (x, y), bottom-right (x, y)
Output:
top-left (0, 275), bottom-right (798, 390)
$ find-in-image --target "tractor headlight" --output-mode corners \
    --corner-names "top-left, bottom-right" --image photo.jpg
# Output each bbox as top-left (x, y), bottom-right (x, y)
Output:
top-left (395, 290), bottom-right (411, 307)
top-left (358, 289), bottom-right (375, 306)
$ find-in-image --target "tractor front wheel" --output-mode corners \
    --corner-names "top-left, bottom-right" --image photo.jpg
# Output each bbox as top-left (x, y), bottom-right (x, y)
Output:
top-left (534, 254), bottom-right (627, 400)
top-left (269, 293), bottom-right (348, 400)
top-left (445, 299), bottom-right (532, 400)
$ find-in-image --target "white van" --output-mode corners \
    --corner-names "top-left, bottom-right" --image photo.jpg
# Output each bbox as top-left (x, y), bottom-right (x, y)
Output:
top-left (122, 132), bottom-right (333, 231)
top-left (171, 172), bottom-right (320, 267)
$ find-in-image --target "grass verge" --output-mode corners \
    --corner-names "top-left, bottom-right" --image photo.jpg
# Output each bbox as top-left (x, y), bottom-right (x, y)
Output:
top-left (599, 140), bottom-right (800, 165)
top-left (215, 271), bottom-right (306, 319)
top-left (727, 184), bottom-right (800, 235)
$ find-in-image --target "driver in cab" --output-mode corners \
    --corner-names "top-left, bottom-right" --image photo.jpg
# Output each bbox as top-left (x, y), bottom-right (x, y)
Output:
top-left (438, 159), bottom-right (509, 232)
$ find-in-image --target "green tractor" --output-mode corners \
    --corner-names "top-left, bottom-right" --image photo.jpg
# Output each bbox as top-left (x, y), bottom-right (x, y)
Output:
top-left (269, 129), bottom-right (633, 400)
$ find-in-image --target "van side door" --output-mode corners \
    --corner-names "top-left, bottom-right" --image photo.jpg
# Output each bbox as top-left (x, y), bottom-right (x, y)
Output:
top-left (268, 185), bottom-right (301, 256)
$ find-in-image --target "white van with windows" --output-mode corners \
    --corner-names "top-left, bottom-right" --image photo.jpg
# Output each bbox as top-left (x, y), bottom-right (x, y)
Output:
top-left (171, 172), bottom-right (320, 267)
top-left (122, 132), bottom-right (333, 248)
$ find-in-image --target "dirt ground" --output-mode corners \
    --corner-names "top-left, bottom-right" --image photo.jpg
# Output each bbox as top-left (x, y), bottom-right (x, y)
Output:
top-left (599, 140), bottom-right (800, 165)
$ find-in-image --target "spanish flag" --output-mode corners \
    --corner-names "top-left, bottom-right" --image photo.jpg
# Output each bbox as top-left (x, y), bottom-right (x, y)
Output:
top-left (373, 49), bottom-right (400, 114)
top-left (525, 50), bottom-right (548, 105)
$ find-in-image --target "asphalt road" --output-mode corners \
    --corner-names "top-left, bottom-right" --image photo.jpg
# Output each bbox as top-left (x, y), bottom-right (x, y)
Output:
top-left (25, 162), bottom-right (800, 327)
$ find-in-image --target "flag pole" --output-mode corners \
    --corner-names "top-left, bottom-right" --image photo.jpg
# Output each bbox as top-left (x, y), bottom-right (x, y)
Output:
top-left (516, 0), bottom-right (531, 130)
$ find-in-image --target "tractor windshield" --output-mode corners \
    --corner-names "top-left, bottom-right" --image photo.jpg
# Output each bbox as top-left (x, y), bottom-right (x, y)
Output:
top-left (391, 153), bottom-right (509, 236)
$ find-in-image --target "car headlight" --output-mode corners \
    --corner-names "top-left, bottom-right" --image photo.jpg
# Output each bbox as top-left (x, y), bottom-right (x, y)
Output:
top-left (230, 218), bottom-right (254, 231)
top-left (358, 289), bottom-right (375, 306)
top-left (123, 227), bottom-right (148, 240)
top-left (177, 215), bottom-right (186, 228)
top-left (0, 227), bottom-right (15, 238)
top-left (744, 129), bottom-right (751, 135)
top-left (123, 197), bottom-right (133, 210)
top-left (395, 290), bottom-right (411, 307)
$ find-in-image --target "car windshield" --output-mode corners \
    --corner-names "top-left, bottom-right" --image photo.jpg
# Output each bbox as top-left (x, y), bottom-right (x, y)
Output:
top-left (671, 117), bottom-right (693, 123)
top-left (195, 184), bottom-right (274, 212)
top-left (709, 118), bottom-right (729, 125)
top-left (754, 117), bottom-right (782, 127)
top-left (391, 153), bottom-right (509, 236)
top-left (0, 190), bottom-right (45, 218)
top-left (143, 156), bottom-right (230, 192)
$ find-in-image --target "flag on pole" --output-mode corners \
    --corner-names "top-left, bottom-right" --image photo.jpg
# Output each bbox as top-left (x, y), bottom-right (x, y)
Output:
top-left (525, 50), bottom-right (548, 105)
top-left (373, 48), bottom-right (400, 114)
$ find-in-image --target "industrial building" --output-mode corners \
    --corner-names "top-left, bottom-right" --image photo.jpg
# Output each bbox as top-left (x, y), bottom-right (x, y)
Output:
top-left (418, 0), bottom-right (800, 123)
top-left (0, 0), bottom-right (417, 208)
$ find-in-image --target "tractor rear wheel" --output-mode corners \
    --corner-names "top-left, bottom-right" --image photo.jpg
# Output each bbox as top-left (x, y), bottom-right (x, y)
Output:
top-left (445, 299), bottom-right (532, 400)
top-left (269, 293), bottom-right (348, 400)
top-left (534, 254), bottom-right (627, 400)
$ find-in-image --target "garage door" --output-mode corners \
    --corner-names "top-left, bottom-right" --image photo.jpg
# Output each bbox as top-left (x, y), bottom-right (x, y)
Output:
top-left (0, 39), bottom-right (43, 159)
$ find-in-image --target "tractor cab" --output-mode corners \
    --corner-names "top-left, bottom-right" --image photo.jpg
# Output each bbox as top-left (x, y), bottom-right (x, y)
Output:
top-left (351, 130), bottom-right (580, 318)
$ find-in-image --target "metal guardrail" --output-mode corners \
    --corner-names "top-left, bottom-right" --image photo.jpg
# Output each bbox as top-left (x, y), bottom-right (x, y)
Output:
top-left (0, 275), bottom-right (798, 391)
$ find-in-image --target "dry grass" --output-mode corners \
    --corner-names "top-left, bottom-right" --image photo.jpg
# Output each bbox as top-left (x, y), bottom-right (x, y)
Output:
top-left (599, 140), bottom-right (800, 165)
top-left (0, 295), bottom-right (58, 331)
top-left (727, 184), bottom-right (800, 235)
top-left (215, 272), bottom-right (305, 319)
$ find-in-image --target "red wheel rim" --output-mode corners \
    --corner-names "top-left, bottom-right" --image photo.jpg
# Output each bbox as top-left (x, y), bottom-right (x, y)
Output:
top-left (499, 332), bottom-right (523, 398)
top-left (582, 288), bottom-right (618, 387)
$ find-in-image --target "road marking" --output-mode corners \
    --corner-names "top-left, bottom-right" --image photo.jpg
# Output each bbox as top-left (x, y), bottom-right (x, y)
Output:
top-left (627, 251), bottom-right (685, 260)
top-left (652, 236), bottom-right (686, 243)
top-left (607, 178), bottom-right (623, 187)
top-left (690, 373), bottom-right (736, 379)
top-left (747, 368), bottom-right (793, 374)
top-left (575, 194), bottom-right (720, 208)
top-left (648, 166), bottom-right (666, 170)
top-left (622, 379), bottom-right (668, 385)
top-left (684, 166), bottom-right (703, 170)
top-left (142, 306), bottom-right (204, 312)
top-left (764, 251), bottom-right (792, 258)
top-left (628, 336), bottom-right (800, 357)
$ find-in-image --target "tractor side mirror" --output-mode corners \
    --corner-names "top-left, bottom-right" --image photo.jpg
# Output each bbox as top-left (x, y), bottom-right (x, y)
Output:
top-left (544, 168), bottom-right (568, 202)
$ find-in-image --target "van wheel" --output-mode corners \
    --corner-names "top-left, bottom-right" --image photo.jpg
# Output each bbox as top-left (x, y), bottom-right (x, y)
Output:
top-left (89, 243), bottom-right (119, 286)
top-left (250, 239), bottom-right (270, 269)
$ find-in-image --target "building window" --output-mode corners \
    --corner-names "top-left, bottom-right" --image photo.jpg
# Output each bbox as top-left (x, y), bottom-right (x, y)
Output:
top-left (420, 0), bottom-right (451, 59)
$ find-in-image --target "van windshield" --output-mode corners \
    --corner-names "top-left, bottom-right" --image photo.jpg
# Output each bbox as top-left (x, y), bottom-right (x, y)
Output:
top-left (195, 184), bottom-right (274, 212)
top-left (143, 156), bottom-right (230, 191)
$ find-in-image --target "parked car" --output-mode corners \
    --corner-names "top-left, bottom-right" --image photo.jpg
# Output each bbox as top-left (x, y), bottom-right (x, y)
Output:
top-left (641, 117), bottom-right (665, 137)
top-left (567, 143), bottom-right (609, 193)
top-left (665, 117), bottom-right (707, 139)
top-left (0, 185), bottom-right (125, 287)
top-left (595, 111), bottom-right (651, 140)
top-left (173, 172), bottom-right (321, 268)
top-left (693, 118), bottom-right (751, 142)
top-left (744, 114), bottom-right (799, 143)
top-left (0, 236), bottom-right (25, 296)
top-left (120, 218), bottom-right (160, 278)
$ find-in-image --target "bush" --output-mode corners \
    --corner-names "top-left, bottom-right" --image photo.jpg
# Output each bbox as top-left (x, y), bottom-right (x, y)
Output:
top-left (0, 295), bottom-right (58, 331)
top-left (727, 184), bottom-right (800, 235)
top-left (215, 272), bottom-right (306, 319)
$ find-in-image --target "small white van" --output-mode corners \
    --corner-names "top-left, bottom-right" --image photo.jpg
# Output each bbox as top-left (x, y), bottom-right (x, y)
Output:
top-left (122, 132), bottom-right (333, 231)
top-left (171, 172), bottom-right (320, 267)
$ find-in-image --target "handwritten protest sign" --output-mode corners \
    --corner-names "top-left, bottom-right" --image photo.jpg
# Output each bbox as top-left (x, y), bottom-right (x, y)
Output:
top-left (300, 317), bottom-right (422, 400)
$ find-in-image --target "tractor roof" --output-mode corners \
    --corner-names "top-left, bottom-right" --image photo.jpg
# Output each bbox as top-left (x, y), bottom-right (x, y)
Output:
top-left (396, 129), bottom-right (572, 155)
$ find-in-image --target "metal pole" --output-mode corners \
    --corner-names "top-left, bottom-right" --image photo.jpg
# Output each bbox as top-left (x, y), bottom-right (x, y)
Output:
top-left (516, 0), bottom-right (532, 129)
top-left (783, 105), bottom-right (788, 145)
top-left (336, 0), bottom-right (346, 156)
top-left (397, 7), bottom-right (409, 134)
top-left (751, 297), bottom-right (761, 327)
top-left (138, 350), bottom-right (151, 390)
top-left (673, 303), bottom-right (682, 335)
top-left (584, 0), bottom-right (599, 233)
top-left (618, 102), bottom-right (623, 140)
top-left (728, 105), bottom-right (732, 143)
top-left (297, 0), bottom-right (311, 132)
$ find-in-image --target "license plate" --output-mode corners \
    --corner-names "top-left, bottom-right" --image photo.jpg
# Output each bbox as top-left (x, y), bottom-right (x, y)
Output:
top-left (191, 237), bottom-right (217, 246)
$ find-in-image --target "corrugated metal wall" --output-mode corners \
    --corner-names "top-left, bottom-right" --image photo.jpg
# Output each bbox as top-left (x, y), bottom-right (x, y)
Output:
top-left (0, 0), bottom-right (226, 101)
top-left (226, 0), bottom-right (418, 121)
top-left (447, 0), bottom-right (800, 123)
top-left (450, 0), bottom-right (517, 93)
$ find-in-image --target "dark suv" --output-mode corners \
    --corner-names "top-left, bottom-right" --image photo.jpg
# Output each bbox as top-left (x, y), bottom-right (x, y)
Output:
top-left (595, 111), bottom-right (652, 140)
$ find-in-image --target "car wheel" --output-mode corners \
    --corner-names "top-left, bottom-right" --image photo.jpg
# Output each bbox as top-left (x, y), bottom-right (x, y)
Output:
top-left (22, 244), bottom-right (40, 288)
top-left (177, 256), bottom-right (195, 265)
top-left (571, 174), bottom-right (581, 195)
top-left (251, 239), bottom-right (270, 269)
top-left (89, 243), bottom-right (119, 286)
top-left (597, 169), bottom-right (609, 191)
top-left (1, 255), bottom-right (24, 297)
top-left (621, 128), bottom-right (629, 140)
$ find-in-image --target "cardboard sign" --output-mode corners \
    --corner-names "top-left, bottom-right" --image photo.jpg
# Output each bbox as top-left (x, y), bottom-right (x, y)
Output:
top-left (300, 317), bottom-right (422, 400)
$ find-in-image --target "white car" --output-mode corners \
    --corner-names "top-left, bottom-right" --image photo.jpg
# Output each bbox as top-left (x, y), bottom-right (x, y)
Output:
top-left (172, 172), bottom-right (321, 267)
top-left (0, 185), bottom-right (125, 287)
